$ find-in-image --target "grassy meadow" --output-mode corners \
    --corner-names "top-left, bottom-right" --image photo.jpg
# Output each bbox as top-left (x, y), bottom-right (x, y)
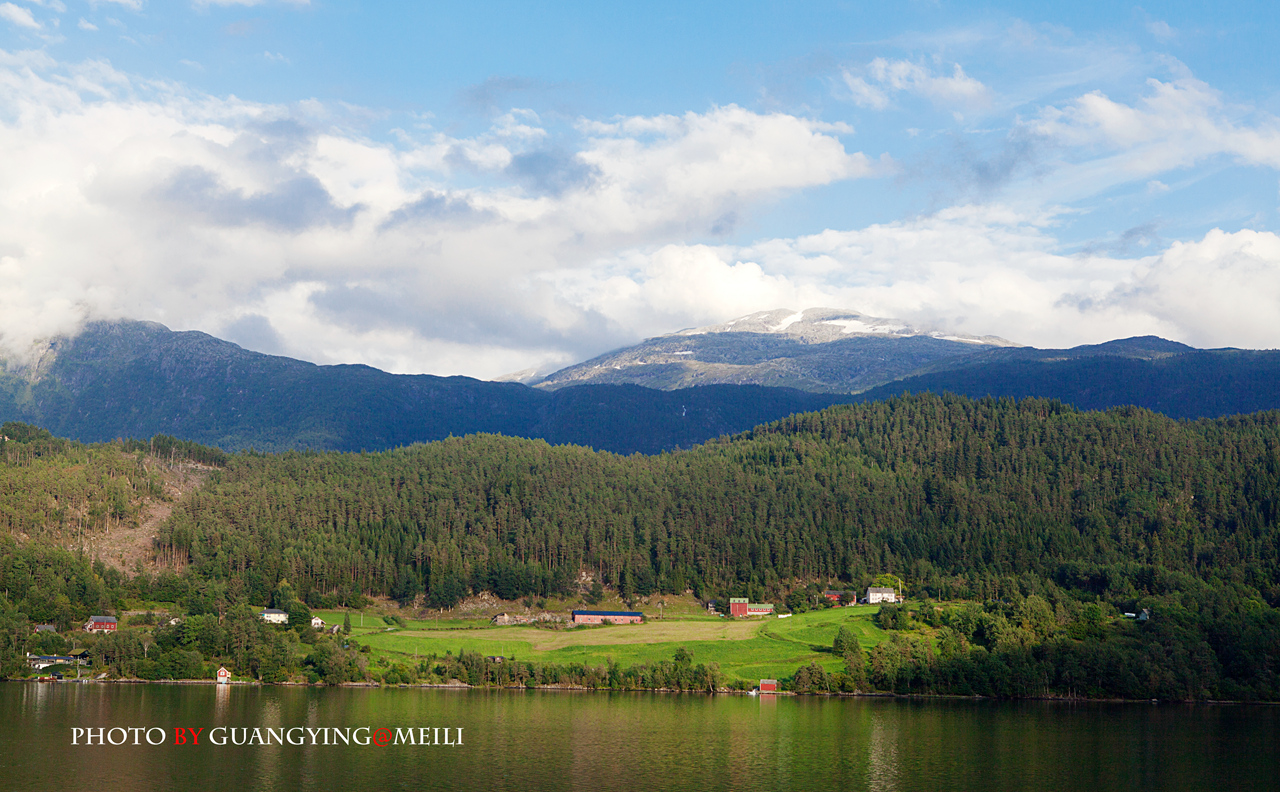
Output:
top-left (313, 603), bottom-right (892, 683)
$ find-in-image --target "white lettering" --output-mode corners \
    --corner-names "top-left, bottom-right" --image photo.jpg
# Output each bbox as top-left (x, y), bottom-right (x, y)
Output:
top-left (332, 728), bottom-right (351, 745)
top-left (210, 727), bottom-right (227, 746)
top-left (128, 727), bottom-right (144, 745)
top-left (107, 728), bottom-right (128, 746)
top-left (146, 728), bottom-right (166, 745)
top-left (419, 728), bottom-right (433, 745)
top-left (353, 727), bottom-right (370, 746)
top-left (71, 728), bottom-right (83, 745)
top-left (248, 728), bottom-right (265, 746)
top-left (307, 727), bottom-right (325, 745)
top-left (265, 727), bottom-right (284, 746)
top-left (85, 727), bottom-right (104, 745)
top-left (287, 728), bottom-right (305, 746)
top-left (394, 728), bottom-right (415, 745)
top-left (230, 727), bottom-right (248, 746)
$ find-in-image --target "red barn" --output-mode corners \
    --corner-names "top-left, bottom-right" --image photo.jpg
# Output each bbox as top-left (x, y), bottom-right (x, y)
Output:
top-left (571, 610), bottom-right (643, 625)
top-left (729, 598), bottom-right (775, 617)
top-left (83, 616), bottom-right (117, 634)
top-left (759, 679), bottom-right (778, 692)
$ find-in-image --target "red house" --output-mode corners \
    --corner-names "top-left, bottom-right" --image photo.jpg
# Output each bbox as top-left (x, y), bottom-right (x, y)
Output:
top-left (759, 679), bottom-right (778, 692)
top-left (729, 598), bottom-right (775, 617)
top-left (571, 610), bottom-right (643, 625)
top-left (83, 616), bottom-right (117, 634)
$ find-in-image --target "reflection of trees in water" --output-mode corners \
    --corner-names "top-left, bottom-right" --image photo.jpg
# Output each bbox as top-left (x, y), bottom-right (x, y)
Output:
top-left (867, 710), bottom-right (900, 792)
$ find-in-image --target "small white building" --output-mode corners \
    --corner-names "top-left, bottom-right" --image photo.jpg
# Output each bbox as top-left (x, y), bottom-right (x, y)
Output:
top-left (258, 608), bottom-right (288, 625)
top-left (866, 587), bottom-right (897, 604)
top-left (310, 616), bottom-right (326, 629)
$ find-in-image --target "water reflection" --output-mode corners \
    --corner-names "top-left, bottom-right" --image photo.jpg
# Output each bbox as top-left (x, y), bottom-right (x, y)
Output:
top-left (867, 708), bottom-right (899, 792)
top-left (2, 685), bottom-right (1278, 792)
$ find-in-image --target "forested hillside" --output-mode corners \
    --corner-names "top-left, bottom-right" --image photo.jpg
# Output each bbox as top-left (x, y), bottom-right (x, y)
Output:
top-left (859, 341), bottom-right (1280, 419)
top-left (3, 395), bottom-right (1280, 698)
top-left (150, 394), bottom-right (1280, 609)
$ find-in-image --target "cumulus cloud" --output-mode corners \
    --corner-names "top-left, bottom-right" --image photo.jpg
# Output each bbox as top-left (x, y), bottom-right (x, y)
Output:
top-left (0, 54), bottom-right (883, 376)
top-left (78, 17), bottom-right (98, 30)
top-left (3, 48), bottom-right (1279, 380)
top-left (0, 3), bottom-right (41, 29)
top-left (1033, 75), bottom-right (1280, 176)
top-left (555, 209), bottom-right (1280, 351)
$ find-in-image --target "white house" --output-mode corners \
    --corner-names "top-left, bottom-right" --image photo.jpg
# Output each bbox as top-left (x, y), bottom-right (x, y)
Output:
top-left (866, 587), bottom-right (897, 604)
top-left (258, 608), bottom-right (288, 625)
top-left (310, 616), bottom-right (326, 629)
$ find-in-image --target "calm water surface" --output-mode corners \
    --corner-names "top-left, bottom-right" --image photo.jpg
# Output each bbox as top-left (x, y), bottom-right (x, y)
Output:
top-left (1, 682), bottom-right (1276, 791)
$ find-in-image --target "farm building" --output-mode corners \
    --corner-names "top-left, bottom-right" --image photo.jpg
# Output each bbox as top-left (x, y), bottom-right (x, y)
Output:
top-left (759, 679), bottom-right (778, 693)
top-left (83, 616), bottom-right (117, 633)
top-left (26, 654), bottom-right (82, 670)
top-left (258, 608), bottom-right (288, 625)
top-left (571, 610), bottom-right (643, 625)
top-left (822, 590), bottom-right (854, 604)
top-left (865, 587), bottom-right (897, 604)
top-left (310, 616), bottom-right (326, 629)
top-left (491, 613), bottom-right (534, 626)
top-left (729, 598), bottom-right (775, 618)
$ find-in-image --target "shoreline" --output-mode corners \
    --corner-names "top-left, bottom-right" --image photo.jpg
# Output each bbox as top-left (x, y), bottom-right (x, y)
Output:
top-left (8, 677), bottom-right (1275, 706)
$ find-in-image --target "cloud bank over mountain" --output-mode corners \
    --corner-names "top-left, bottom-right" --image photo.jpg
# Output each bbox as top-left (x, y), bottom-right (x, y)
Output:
top-left (2, 6), bottom-right (1279, 376)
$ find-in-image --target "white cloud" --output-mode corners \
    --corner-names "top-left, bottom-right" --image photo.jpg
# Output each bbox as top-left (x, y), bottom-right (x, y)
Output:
top-left (3, 49), bottom-right (1279, 380)
top-left (192, 0), bottom-right (310, 7)
top-left (0, 3), bottom-right (40, 29)
top-left (0, 55), bottom-right (884, 377)
top-left (1033, 76), bottom-right (1280, 173)
top-left (91, 0), bottom-right (142, 10)
top-left (262, 51), bottom-right (288, 63)
top-left (1147, 20), bottom-right (1176, 42)
top-left (77, 17), bottom-right (97, 30)
top-left (555, 209), bottom-right (1280, 352)
top-left (28, 0), bottom-right (67, 11)
top-left (840, 58), bottom-right (992, 112)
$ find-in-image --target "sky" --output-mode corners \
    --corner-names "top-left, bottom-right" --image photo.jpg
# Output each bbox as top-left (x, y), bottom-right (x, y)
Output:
top-left (2, 1), bottom-right (1279, 379)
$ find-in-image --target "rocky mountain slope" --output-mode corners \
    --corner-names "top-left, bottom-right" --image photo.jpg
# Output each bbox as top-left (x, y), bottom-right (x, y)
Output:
top-left (534, 308), bottom-right (1017, 392)
top-left (0, 320), bottom-right (854, 454)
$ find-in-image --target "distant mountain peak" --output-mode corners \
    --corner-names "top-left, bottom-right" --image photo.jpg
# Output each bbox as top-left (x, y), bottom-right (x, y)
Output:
top-left (672, 308), bottom-right (1020, 347)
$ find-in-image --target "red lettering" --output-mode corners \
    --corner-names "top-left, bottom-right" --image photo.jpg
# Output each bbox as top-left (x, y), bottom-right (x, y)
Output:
top-left (174, 728), bottom-right (187, 746)
top-left (186, 727), bottom-right (203, 745)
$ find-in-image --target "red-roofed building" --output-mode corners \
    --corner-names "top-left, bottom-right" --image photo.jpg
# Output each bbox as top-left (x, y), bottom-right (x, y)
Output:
top-left (83, 616), bottom-right (117, 633)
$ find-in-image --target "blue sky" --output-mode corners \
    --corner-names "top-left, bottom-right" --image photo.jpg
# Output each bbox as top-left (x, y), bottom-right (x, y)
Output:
top-left (2, 1), bottom-right (1279, 377)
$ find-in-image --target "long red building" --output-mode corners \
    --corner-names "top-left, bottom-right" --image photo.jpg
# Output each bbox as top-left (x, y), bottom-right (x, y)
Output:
top-left (729, 598), bottom-right (775, 617)
top-left (571, 610), bottom-right (643, 625)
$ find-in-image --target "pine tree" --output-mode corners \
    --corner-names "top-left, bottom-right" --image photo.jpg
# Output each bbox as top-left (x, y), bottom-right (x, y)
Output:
top-left (342, 612), bottom-right (351, 635)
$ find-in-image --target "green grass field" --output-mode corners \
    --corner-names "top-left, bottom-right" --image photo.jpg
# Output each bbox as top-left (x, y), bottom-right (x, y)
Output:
top-left (325, 605), bottom-right (891, 683)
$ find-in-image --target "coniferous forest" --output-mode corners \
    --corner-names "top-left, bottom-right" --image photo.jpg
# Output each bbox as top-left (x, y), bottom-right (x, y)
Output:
top-left (2, 393), bottom-right (1279, 699)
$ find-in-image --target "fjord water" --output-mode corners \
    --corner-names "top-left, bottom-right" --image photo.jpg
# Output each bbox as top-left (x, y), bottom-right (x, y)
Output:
top-left (2, 683), bottom-right (1276, 792)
